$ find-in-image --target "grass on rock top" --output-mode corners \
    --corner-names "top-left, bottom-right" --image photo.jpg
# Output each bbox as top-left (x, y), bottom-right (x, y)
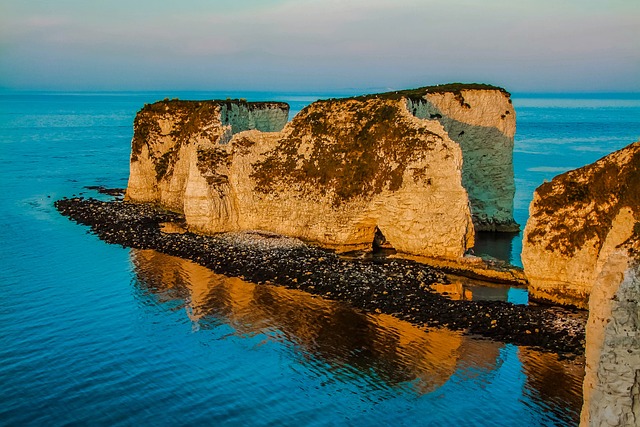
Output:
top-left (250, 98), bottom-right (445, 206)
top-left (337, 83), bottom-right (511, 104)
top-left (527, 141), bottom-right (640, 257)
top-left (131, 99), bottom-right (289, 178)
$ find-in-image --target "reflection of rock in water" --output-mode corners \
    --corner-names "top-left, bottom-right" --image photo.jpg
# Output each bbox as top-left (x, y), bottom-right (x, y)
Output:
top-left (131, 249), bottom-right (585, 416)
top-left (130, 249), bottom-right (503, 393)
top-left (519, 348), bottom-right (584, 426)
top-left (431, 275), bottom-right (511, 302)
top-left (430, 282), bottom-right (473, 301)
top-left (473, 231), bottom-right (519, 263)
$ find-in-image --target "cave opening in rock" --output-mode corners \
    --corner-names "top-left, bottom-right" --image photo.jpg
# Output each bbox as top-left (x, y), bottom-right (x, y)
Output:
top-left (372, 226), bottom-right (396, 255)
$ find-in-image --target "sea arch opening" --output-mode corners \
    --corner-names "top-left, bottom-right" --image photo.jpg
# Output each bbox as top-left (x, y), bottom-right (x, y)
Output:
top-left (372, 226), bottom-right (396, 255)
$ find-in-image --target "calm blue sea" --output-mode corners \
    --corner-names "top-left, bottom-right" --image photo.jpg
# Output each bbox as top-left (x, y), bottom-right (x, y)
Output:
top-left (1, 90), bottom-right (639, 426)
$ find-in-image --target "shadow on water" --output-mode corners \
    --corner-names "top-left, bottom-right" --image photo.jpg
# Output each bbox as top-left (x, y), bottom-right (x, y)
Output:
top-left (130, 249), bottom-right (583, 423)
top-left (473, 231), bottom-right (521, 265)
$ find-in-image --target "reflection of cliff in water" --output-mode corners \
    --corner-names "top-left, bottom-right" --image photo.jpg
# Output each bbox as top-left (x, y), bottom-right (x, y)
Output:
top-left (430, 274), bottom-right (527, 304)
top-left (474, 230), bottom-right (520, 264)
top-left (519, 347), bottom-right (585, 426)
top-left (130, 248), bottom-right (583, 419)
top-left (130, 249), bottom-right (501, 393)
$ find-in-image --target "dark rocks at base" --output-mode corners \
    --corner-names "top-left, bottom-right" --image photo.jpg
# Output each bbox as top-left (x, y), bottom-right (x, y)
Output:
top-left (54, 197), bottom-right (586, 356)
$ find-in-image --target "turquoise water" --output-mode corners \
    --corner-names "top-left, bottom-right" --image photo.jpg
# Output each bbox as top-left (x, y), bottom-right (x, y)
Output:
top-left (509, 93), bottom-right (640, 266)
top-left (1, 91), bottom-right (639, 426)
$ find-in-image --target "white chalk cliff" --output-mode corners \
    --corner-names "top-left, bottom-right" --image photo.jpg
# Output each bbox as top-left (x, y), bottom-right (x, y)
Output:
top-left (125, 84), bottom-right (518, 261)
top-left (520, 140), bottom-right (640, 425)
top-left (522, 141), bottom-right (640, 309)
top-left (126, 99), bottom-right (289, 212)
top-left (406, 90), bottom-right (517, 231)
top-left (580, 245), bottom-right (640, 426)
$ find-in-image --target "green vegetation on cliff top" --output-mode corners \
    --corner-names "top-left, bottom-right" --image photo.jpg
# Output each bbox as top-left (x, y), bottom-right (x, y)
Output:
top-left (338, 83), bottom-right (510, 103)
top-left (136, 83), bottom-right (508, 113)
top-left (139, 98), bottom-right (290, 114)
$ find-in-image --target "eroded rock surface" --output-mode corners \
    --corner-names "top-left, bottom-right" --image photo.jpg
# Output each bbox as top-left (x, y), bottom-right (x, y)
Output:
top-left (126, 99), bottom-right (289, 211)
top-left (520, 141), bottom-right (640, 425)
top-left (126, 85), bottom-right (518, 260)
top-left (580, 244), bottom-right (640, 426)
top-left (522, 141), bottom-right (640, 309)
top-left (406, 87), bottom-right (517, 231)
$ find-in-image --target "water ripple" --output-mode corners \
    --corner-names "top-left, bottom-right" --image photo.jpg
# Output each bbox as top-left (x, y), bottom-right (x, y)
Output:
top-left (124, 249), bottom-right (583, 425)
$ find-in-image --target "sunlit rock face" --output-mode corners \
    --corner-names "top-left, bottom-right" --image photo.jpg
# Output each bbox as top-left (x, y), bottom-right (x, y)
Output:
top-left (522, 141), bottom-right (640, 309)
top-left (126, 85), bottom-right (519, 260)
top-left (520, 141), bottom-right (640, 425)
top-left (125, 99), bottom-right (289, 211)
top-left (580, 247), bottom-right (640, 427)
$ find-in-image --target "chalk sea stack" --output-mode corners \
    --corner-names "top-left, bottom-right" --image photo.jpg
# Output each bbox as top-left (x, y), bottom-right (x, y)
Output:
top-left (125, 84), bottom-right (518, 261)
top-left (522, 141), bottom-right (640, 309)
top-left (126, 99), bottom-right (290, 209)
top-left (520, 140), bottom-right (640, 425)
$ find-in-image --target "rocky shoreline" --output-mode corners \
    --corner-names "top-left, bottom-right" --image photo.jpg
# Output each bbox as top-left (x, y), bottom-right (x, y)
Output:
top-left (55, 194), bottom-right (586, 356)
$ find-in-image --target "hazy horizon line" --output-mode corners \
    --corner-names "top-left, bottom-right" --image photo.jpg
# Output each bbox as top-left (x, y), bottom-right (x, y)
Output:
top-left (2, 86), bottom-right (640, 97)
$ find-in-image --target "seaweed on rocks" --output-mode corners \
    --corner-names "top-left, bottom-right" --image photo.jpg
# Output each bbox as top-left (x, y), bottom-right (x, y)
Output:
top-left (55, 197), bottom-right (586, 356)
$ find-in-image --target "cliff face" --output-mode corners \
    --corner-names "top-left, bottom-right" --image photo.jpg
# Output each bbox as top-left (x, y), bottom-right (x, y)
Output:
top-left (185, 96), bottom-right (474, 258)
top-left (522, 141), bottom-right (640, 308)
top-left (125, 100), bottom-right (289, 211)
top-left (406, 88), bottom-right (517, 231)
top-left (507, 140), bottom-right (640, 424)
top-left (580, 246), bottom-right (640, 426)
top-left (126, 85), bottom-right (518, 260)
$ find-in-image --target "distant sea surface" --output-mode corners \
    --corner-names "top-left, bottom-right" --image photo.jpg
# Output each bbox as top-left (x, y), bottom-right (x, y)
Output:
top-left (1, 91), bottom-right (639, 426)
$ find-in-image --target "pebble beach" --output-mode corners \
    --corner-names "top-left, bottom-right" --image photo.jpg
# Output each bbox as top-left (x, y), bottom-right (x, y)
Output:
top-left (55, 192), bottom-right (586, 357)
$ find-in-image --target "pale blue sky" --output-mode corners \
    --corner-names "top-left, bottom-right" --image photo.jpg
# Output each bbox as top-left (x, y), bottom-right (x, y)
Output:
top-left (1, 0), bottom-right (638, 92)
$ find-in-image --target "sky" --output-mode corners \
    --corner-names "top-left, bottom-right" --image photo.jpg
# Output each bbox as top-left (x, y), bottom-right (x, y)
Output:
top-left (0, 0), bottom-right (638, 93)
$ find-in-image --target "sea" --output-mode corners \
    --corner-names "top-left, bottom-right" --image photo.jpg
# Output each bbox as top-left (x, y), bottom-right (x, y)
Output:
top-left (1, 90), bottom-right (639, 426)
